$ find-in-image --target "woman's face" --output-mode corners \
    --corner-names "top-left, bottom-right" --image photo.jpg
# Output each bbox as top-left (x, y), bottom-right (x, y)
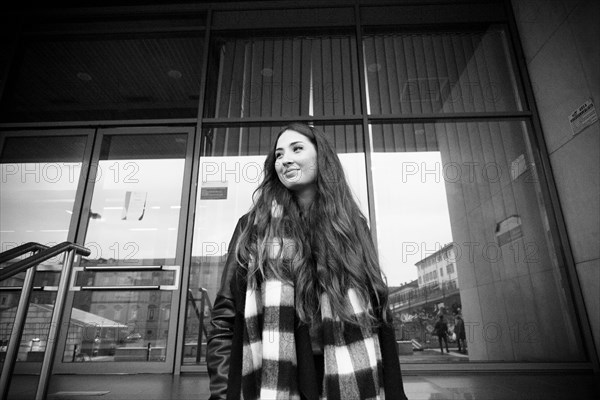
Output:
top-left (274, 129), bottom-right (318, 194)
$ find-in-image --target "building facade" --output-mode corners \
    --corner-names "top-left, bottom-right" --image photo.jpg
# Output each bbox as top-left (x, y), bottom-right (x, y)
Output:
top-left (0, 0), bottom-right (598, 378)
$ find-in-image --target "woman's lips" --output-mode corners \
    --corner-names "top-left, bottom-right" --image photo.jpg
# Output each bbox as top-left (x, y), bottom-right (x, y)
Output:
top-left (284, 169), bottom-right (299, 178)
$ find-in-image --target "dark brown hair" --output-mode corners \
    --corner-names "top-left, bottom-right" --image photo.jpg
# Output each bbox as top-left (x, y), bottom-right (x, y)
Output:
top-left (236, 123), bottom-right (389, 326)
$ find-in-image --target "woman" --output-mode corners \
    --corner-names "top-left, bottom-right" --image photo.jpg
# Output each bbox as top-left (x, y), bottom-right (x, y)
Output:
top-left (434, 314), bottom-right (450, 354)
top-left (207, 123), bottom-right (407, 400)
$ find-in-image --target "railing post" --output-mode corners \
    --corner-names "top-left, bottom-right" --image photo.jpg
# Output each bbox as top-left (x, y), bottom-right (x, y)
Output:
top-left (0, 266), bottom-right (36, 400)
top-left (35, 249), bottom-right (76, 400)
top-left (196, 290), bottom-right (206, 363)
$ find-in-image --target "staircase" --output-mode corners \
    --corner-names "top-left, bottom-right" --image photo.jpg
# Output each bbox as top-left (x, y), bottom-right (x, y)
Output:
top-left (0, 241), bottom-right (90, 400)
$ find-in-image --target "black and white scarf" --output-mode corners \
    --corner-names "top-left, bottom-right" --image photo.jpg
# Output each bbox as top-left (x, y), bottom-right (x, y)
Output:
top-left (241, 268), bottom-right (384, 400)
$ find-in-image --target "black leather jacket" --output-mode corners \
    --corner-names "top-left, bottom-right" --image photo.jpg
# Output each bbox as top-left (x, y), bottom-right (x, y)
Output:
top-left (206, 215), bottom-right (408, 400)
top-left (206, 216), bottom-right (247, 400)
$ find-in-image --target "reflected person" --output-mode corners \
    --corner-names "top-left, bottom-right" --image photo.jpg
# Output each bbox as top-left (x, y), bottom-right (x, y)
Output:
top-left (454, 314), bottom-right (466, 353)
top-left (434, 314), bottom-right (450, 354)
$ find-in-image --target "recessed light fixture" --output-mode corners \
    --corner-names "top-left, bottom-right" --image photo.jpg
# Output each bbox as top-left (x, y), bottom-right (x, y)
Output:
top-left (261, 68), bottom-right (273, 77)
top-left (168, 70), bottom-right (182, 79)
top-left (77, 72), bottom-right (92, 81)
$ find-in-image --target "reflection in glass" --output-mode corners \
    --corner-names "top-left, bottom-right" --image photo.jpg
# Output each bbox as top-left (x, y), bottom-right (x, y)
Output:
top-left (74, 270), bottom-right (176, 287)
top-left (0, 135), bottom-right (86, 362)
top-left (0, 270), bottom-right (61, 288)
top-left (61, 132), bottom-right (188, 364)
top-left (0, 32), bottom-right (205, 123)
top-left (82, 134), bottom-right (187, 266)
top-left (204, 32), bottom-right (360, 118)
top-left (363, 26), bottom-right (523, 115)
top-left (0, 294), bottom-right (57, 362)
top-left (62, 291), bottom-right (172, 362)
top-left (0, 136), bottom-right (86, 253)
top-left (372, 122), bottom-right (585, 363)
top-left (202, 125), bottom-right (364, 157)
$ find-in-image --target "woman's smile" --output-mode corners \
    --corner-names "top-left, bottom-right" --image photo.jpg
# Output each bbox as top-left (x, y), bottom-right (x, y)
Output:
top-left (283, 168), bottom-right (300, 179)
top-left (275, 129), bottom-right (318, 193)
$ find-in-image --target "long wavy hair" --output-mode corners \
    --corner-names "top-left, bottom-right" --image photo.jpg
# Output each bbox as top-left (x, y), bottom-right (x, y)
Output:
top-left (235, 123), bottom-right (389, 327)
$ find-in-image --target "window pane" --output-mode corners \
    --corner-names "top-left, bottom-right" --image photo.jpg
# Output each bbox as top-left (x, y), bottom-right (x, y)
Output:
top-left (0, 134), bottom-right (87, 362)
top-left (363, 26), bottom-right (524, 115)
top-left (202, 124), bottom-right (364, 156)
top-left (0, 135), bottom-right (86, 249)
top-left (204, 32), bottom-right (361, 118)
top-left (183, 124), bottom-right (367, 364)
top-left (372, 122), bottom-right (585, 363)
top-left (81, 133), bottom-right (187, 266)
top-left (63, 290), bottom-right (172, 362)
top-left (0, 31), bottom-right (204, 123)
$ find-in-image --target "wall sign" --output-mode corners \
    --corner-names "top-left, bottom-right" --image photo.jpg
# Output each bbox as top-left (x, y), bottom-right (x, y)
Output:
top-left (569, 98), bottom-right (598, 136)
top-left (201, 181), bottom-right (228, 200)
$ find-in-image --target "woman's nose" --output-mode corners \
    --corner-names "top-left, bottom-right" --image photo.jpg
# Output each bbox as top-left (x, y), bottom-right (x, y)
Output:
top-left (280, 153), bottom-right (293, 165)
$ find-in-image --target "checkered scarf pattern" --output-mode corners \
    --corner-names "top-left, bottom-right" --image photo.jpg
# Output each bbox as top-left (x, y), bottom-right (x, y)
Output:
top-left (241, 270), bottom-right (384, 400)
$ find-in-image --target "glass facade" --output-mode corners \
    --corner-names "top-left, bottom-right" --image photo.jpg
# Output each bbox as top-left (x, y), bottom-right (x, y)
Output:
top-left (372, 121), bottom-right (585, 362)
top-left (0, 1), bottom-right (593, 375)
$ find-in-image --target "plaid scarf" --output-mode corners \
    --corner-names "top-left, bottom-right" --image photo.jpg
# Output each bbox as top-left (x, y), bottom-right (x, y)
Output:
top-left (241, 270), bottom-right (384, 400)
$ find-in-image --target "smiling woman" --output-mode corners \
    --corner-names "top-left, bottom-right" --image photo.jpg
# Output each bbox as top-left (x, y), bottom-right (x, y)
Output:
top-left (274, 127), bottom-right (319, 210)
top-left (206, 123), bottom-right (408, 400)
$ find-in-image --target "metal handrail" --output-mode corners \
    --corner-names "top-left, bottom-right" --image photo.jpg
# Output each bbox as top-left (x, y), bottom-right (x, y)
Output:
top-left (0, 241), bottom-right (90, 281)
top-left (0, 241), bottom-right (90, 400)
top-left (187, 288), bottom-right (213, 330)
top-left (0, 242), bottom-right (49, 264)
top-left (187, 288), bottom-right (213, 363)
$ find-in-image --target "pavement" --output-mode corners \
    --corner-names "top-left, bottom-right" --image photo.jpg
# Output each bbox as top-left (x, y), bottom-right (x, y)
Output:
top-left (6, 370), bottom-right (600, 400)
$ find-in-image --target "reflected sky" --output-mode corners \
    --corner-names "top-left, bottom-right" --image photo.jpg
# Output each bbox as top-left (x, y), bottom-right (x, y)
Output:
top-left (373, 151), bottom-right (453, 286)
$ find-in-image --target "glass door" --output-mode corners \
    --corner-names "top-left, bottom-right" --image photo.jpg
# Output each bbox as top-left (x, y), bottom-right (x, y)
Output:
top-left (55, 127), bottom-right (194, 373)
top-left (0, 130), bottom-right (92, 374)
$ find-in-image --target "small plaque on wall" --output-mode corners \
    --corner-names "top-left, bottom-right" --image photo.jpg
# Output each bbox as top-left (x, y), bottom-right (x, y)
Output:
top-left (569, 98), bottom-right (598, 136)
top-left (201, 181), bottom-right (228, 200)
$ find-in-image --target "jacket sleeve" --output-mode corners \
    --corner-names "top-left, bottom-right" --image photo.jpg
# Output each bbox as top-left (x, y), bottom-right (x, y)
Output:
top-left (380, 309), bottom-right (409, 400)
top-left (206, 216), bottom-right (246, 400)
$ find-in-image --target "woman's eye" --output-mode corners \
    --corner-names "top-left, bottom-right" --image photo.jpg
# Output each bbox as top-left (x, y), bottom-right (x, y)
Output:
top-left (293, 146), bottom-right (302, 152)
top-left (275, 153), bottom-right (282, 159)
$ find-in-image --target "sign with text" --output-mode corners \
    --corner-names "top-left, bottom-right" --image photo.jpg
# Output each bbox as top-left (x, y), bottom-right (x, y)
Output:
top-left (569, 99), bottom-right (598, 136)
top-left (200, 181), bottom-right (228, 200)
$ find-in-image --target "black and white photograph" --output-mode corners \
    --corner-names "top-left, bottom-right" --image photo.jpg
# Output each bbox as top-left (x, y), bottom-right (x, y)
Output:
top-left (0, 0), bottom-right (598, 399)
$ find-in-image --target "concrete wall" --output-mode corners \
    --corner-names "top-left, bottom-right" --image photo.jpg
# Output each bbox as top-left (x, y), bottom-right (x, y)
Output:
top-left (511, 0), bottom-right (600, 362)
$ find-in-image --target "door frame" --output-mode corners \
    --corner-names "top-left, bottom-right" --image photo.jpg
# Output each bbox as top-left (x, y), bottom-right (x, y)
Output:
top-left (50, 125), bottom-right (196, 374)
top-left (1, 128), bottom-right (96, 375)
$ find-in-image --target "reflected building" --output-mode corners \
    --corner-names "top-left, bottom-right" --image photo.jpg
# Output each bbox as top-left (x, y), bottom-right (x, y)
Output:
top-left (389, 244), bottom-right (462, 350)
